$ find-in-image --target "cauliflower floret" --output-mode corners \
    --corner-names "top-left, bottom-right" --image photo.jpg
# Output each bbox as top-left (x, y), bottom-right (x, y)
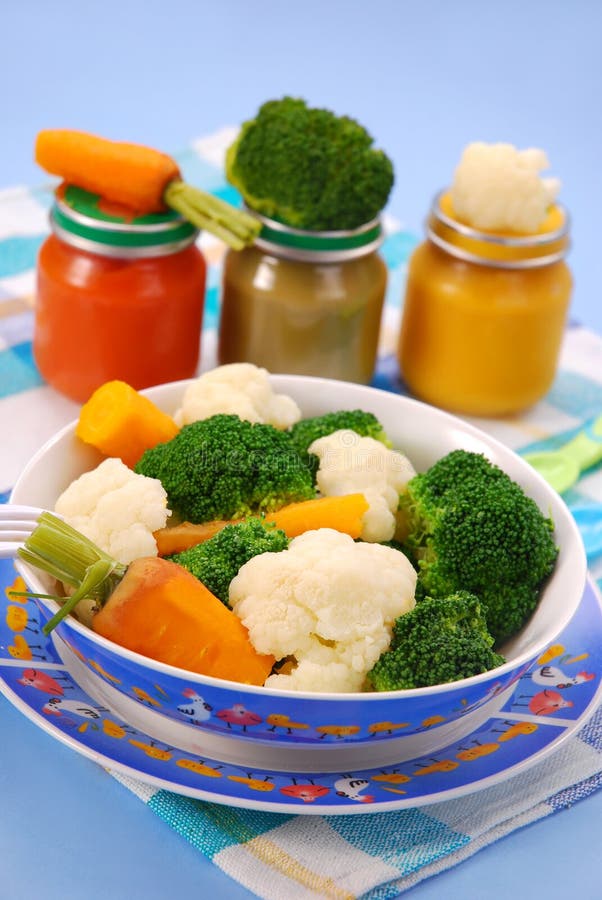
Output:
top-left (229, 529), bottom-right (417, 692)
top-left (54, 457), bottom-right (170, 564)
top-left (450, 142), bottom-right (561, 234)
top-left (174, 363), bottom-right (301, 429)
top-left (308, 430), bottom-right (416, 542)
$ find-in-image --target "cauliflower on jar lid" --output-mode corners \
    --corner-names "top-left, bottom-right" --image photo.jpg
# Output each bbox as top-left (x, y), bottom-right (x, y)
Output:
top-left (173, 363), bottom-right (301, 429)
top-left (229, 528), bottom-right (417, 693)
top-left (450, 142), bottom-right (561, 234)
top-left (54, 457), bottom-right (170, 565)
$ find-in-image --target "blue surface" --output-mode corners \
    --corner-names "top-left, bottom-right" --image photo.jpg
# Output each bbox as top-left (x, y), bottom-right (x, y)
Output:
top-left (1, 2), bottom-right (602, 897)
top-left (2, 686), bottom-right (602, 900)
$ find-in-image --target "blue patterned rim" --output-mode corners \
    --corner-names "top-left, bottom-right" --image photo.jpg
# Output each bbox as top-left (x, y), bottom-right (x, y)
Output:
top-left (1, 557), bottom-right (601, 815)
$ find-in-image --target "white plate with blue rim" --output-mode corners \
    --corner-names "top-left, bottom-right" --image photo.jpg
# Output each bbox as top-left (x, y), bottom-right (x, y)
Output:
top-left (1, 556), bottom-right (601, 815)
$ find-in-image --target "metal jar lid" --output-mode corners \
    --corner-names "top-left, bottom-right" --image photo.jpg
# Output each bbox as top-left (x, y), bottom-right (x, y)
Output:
top-left (427, 190), bottom-right (571, 270)
top-left (50, 184), bottom-right (199, 258)
top-left (250, 210), bottom-right (384, 263)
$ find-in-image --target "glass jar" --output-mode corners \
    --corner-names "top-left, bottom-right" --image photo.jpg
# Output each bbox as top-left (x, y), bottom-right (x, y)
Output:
top-left (398, 192), bottom-right (572, 417)
top-left (35, 185), bottom-right (207, 403)
top-left (398, 194), bottom-right (572, 416)
top-left (219, 214), bottom-right (387, 384)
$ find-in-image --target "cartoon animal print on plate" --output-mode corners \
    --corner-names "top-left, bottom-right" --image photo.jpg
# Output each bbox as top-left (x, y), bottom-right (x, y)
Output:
top-left (177, 688), bottom-right (212, 724)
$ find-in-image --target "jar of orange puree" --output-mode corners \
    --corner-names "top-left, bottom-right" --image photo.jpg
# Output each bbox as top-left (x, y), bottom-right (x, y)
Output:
top-left (398, 143), bottom-right (572, 416)
top-left (35, 185), bottom-right (207, 403)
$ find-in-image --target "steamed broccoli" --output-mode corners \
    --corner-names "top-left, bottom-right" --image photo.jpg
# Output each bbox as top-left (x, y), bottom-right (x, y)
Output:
top-left (225, 97), bottom-right (394, 230)
top-left (367, 592), bottom-right (505, 691)
top-left (399, 450), bottom-right (558, 644)
top-left (289, 409), bottom-right (391, 477)
top-left (134, 414), bottom-right (315, 523)
top-left (169, 519), bottom-right (288, 604)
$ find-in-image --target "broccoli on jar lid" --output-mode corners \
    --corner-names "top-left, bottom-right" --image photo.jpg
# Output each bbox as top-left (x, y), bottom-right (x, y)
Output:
top-left (219, 101), bottom-right (393, 383)
top-left (225, 97), bottom-right (395, 231)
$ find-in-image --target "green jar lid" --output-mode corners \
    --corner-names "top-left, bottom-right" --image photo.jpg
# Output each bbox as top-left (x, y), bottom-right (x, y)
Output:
top-left (50, 185), bottom-right (198, 257)
top-left (251, 210), bottom-right (384, 262)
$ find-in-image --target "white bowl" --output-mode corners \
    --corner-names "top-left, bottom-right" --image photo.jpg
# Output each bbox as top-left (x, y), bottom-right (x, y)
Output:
top-left (10, 376), bottom-right (587, 771)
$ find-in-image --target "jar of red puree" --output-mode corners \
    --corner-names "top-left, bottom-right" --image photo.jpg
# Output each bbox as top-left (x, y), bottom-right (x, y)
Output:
top-left (35, 184), bottom-right (207, 403)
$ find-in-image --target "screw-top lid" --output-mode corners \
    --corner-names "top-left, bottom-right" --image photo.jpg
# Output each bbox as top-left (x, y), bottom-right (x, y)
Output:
top-left (251, 210), bottom-right (384, 263)
top-left (427, 191), bottom-right (570, 269)
top-left (50, 184), bottom-right (198, 257)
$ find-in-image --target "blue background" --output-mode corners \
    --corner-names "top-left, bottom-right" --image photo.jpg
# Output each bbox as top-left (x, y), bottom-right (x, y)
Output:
top-left (1, 2), bottom-right (601, 899)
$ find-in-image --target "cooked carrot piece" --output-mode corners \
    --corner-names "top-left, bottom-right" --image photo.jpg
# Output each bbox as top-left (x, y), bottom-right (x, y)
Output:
top-left (75, 380), bottom-right (179, 468)
top-left (154, 493), bottom-right (370, 554)
top-left (154, 520), bottom-right (240, 556)
top-left (266, 493), bottom-right (369, 538)
top-left (92, 557), bottom-right (274, 685)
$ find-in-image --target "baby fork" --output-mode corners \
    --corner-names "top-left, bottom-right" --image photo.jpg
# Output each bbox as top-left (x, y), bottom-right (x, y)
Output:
top-left (0, 505), bottom-right (45, 559)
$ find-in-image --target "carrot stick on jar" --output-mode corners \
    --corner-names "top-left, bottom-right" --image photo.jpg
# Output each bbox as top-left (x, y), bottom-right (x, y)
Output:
top-left (35, 129), bottom-right (261, 250)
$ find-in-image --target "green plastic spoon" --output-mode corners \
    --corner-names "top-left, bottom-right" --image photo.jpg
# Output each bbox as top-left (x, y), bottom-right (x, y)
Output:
top-left (523, 413), bottom-right (602, 493)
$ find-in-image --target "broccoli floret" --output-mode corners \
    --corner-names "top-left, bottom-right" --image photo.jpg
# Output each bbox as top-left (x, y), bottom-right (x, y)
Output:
top-left (135, 414), bottom-right (315, 523)
top-left (169, 519), bottom-right (288, 604)
top-left (289, 409), bottom-right (391, 478)
top-left (367, 591), bottom-right (505, 691)
top-left (399, 450), bottom-right (558, 645)
top-left (225, 97), bottom-right (394, 230)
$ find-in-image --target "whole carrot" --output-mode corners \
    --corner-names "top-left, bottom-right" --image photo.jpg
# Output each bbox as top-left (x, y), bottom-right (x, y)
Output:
top-left (35, 129), bottom-right (261, 250)
top-left (36, 130), bottom-right (178, 212)
top-left (18, 512), bottom-right (274, 685)
top-left (93, 557), bottom-right (274, 684)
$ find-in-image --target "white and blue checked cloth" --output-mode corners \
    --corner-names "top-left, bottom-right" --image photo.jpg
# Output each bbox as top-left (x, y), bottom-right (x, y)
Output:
top-left (2, 130), bottom-right (602, 899)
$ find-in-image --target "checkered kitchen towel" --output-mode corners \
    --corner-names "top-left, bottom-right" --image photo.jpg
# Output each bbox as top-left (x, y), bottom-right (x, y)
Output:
top-left (2, 130), bottom-right (602, 898)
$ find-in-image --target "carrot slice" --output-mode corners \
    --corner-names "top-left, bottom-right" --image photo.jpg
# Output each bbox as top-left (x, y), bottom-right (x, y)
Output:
top-left (35, 130), bottom-right (179, 212)
top-left (155, 520), bottom-right (240, 556)
top-left (154, 493), bottom-right (370, 554)
top-left (266, 493), bottom-right (369, 538)
top-left (75, 380), bottom-right (179, 468)
top-left (92, 557), bottom-right (274, 685)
